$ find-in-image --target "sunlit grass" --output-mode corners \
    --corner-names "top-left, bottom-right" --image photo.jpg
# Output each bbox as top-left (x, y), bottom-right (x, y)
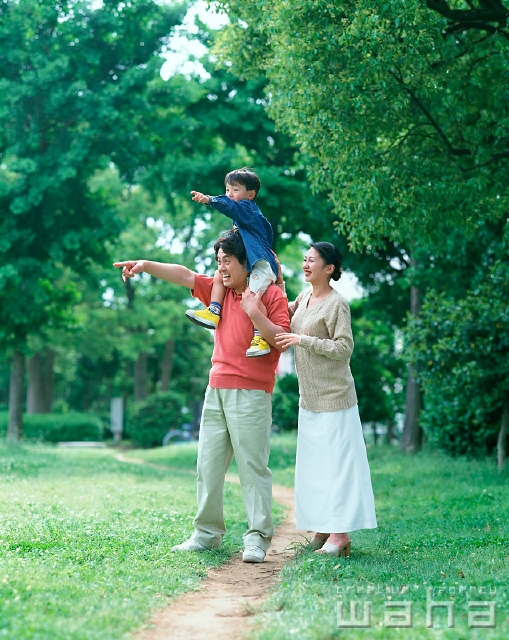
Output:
top-left (249, 440), bottom-right (509, 640)
top-left (0, 443), bottom-right (260, 640)
top-left (3, 435), bottom-right (505, 639)
top-left (127, 433), bottom-right (298, 487)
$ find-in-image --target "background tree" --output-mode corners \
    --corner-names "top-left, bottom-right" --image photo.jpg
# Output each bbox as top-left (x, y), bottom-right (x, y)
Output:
top-left (350, 300), bottom-right (405, 444)
top-left (143, 43), bottom-right (338, 251)
top-left (1, 2), bottom-right (435, 452)
top-left (0, 0), bottom-right (185, 440)
top-left (214, 0), bottom-right (509, 249)
top-left (213, 0), bottom-right (509, 457)
top-left (407, 220), bottom-right (509, 468)
top-left (24, 165), bottom-right (215, 420)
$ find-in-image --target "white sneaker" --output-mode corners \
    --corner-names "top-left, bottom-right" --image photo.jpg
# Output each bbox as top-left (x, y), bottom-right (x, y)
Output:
top-left (171, 538), bottom-right (209, 552)
top-left (242, 545), bottom-right (266, 563)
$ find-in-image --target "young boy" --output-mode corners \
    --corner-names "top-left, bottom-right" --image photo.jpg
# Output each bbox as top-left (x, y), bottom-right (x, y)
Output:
top-left (186, 168), bottom-right (283, 357)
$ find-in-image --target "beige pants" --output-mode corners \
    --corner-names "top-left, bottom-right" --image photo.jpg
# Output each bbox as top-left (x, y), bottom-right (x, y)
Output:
top-left (190, 386), bottom-right (273, 550)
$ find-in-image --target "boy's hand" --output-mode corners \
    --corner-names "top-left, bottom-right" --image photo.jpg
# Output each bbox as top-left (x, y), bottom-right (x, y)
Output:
top-left (271, 253), bottom-right (286, 296)
top-left (191, 191), bottom-right (210, 205)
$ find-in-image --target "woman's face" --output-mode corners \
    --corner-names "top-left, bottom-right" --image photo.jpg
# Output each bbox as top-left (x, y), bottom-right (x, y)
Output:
top-left (303, 247), bottom-right (333, 284)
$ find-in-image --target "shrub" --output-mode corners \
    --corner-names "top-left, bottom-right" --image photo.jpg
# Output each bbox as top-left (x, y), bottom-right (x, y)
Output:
top-left (407, 276), bottom-right (509, 457)
top-left (0, 412), bottom-right (103, 442)
top-left (271, 374), bottom-right (300, 431)
top-left (128, 391), bottom-right (187, 448)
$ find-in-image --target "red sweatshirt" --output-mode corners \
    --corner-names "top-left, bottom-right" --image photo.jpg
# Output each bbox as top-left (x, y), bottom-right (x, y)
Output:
top-left (192, 275), bottom-right (290, 394)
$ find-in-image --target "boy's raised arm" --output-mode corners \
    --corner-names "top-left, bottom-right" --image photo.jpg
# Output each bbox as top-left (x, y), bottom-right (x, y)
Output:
top-left (113, 260), bottom-right (196, 289)
top-left (191, 190), bottom-right (258, 225)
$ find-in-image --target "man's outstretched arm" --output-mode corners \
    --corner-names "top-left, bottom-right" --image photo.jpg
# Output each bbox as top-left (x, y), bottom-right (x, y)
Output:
top-left (113, 260), bottom-right (196, 289)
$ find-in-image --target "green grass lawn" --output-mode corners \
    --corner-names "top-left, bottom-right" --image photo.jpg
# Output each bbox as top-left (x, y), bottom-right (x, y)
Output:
top-left (1, 436), bottom-right (508, 640)
top-left (0, 442), bottom-right (263, 640)
top-left (249, 436), bottom-right (509, 640)
top-left (126, 435), bottom-right (297, 488)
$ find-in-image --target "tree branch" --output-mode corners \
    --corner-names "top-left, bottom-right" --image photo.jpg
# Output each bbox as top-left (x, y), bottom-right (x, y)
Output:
top-left (378, 124), bottom-right (429, 157)
top-left (463, 149), bottom-right (509, 171)
top-left (389, 70), bottom-right (471, 157)
top-left (426, 0), bottom-right (509, 23)
top-left (426, 0), bottom-right (509, 36)
top-left (430, 34), bottom-right (494, 67)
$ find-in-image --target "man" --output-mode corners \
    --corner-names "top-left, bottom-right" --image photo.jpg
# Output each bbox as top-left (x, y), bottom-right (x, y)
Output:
top-left (114, 230), bottom-right (290, 563)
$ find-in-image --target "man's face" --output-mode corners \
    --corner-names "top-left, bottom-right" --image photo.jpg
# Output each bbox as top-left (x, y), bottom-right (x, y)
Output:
top-left (216, 248), bottom-right (248, 291)
top-left (225, 182), bottom-right (256, 202)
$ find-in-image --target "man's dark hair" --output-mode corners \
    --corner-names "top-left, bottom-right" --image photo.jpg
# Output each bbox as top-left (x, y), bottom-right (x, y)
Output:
top-left (214, 229), bottom-right (247, 265)
top-left (224, 167), bottom-right (261, 196)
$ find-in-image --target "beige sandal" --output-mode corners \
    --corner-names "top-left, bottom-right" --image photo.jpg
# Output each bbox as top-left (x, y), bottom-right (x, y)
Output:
top-left (315, 540), bottom-right (351, 557)
top-left (308, 534), bottom-right (329, 550)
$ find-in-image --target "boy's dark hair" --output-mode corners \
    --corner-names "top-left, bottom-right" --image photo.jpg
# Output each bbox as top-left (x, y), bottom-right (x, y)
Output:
top-left (224, 167), bottom-right (261, 196)
top-left (310, 242), bottom-right (343, 281)
top-left (214, 229), bottom-right (247, 265)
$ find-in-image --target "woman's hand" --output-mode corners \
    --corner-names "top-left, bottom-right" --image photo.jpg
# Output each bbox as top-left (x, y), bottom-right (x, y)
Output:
top-left (275, 332), bottom-right (301, 351)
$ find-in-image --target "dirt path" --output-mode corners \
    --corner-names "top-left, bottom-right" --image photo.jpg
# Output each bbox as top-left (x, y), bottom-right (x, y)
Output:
top-left (115, 455), bottom-right (303, 640)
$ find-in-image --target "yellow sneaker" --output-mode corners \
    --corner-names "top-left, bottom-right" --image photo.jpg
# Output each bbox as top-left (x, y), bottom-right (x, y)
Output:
top-left (185, 307), bottom-right (220, 329)
top-left (246, 336), bottom-right (271, 357)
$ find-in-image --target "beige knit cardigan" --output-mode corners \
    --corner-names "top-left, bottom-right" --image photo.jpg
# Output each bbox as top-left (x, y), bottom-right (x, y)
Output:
top-left (289, 288), bottom-right (358, 413)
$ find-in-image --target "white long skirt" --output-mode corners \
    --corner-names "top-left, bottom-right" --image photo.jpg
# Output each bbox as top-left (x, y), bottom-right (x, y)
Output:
top-left (295, 404), bottom-right (377, 533)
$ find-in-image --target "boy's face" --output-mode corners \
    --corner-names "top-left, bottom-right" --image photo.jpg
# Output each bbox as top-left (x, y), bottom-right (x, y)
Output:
top-left (225, 181), bottom-right (256, 202)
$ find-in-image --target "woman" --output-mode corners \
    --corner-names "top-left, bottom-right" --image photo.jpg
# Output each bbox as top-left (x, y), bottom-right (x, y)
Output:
top-left (275, 242), bottom-right (377, 556)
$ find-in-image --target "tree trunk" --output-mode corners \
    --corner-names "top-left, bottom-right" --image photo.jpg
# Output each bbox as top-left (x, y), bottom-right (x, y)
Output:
top-left (497, 396), bottom-right (508, 471)
top-left (82, 379), bottom-right (93, 412)
top-left (26, 348), bottom-right (55, 413)
top-left (7, 350), bottom-right (25, 443)
top-left (400, 279), bottom-right (424, 453)
top-left (134, 352), bottom-right (148, 402)
top-left (400, 364), bottom-right (423, 453)
top-left (385, 420), bottom-right (395, 445)
top-left (160, 339), bottom-right (175, 391)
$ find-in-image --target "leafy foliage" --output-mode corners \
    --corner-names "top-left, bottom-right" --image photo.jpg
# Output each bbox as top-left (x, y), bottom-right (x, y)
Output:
top-left (0, 0), bottom-right (184, 350)
top-left (145, 56), bottom-right (338, 253)
top-left (214, 0), bottom-right (509, 250)
top-left (271, 373), bottom-right (299, 431)
top-left (351, 303), bottom-right (405, 427)
top-left (407, 230), bottom-right (509, 456)
top-left (128, 390), bottom-right (188, 448)
top-left (0, 411), bottom-right (102, 442)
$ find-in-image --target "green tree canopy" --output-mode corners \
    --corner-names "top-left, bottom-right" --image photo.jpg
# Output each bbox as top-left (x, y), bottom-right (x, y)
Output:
top-left (214, 0), bottom-right (509, 250)
top-left (143, 53), bottom-right (338, 252)
top-left (0, 0), bottom-right (185, 439)
top-left (0, 0), bottom-right (185, 351)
